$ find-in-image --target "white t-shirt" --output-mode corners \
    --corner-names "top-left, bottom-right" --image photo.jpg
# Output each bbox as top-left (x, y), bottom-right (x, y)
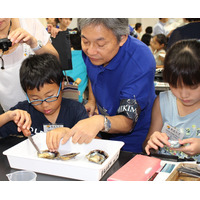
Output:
top-left (0, 18), bottom-right (50, 111)
top-left (153, 49), bottom-right (166, 66)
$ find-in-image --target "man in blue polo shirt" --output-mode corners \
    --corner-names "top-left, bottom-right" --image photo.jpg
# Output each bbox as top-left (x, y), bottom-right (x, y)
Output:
top-left (48, 19), bottom-right (156, 153)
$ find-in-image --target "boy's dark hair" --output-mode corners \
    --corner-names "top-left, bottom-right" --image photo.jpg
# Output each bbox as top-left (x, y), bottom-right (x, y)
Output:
top-left (20, 53), bottom-right (64, 92)
top-left (163, 39), bottom-right (200, 87)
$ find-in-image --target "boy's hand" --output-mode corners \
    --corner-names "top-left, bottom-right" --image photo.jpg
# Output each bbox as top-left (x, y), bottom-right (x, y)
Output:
top-left (21, 128), bottom-right (31, 137)
top-left (145, 131), bottom-right (170, 155)
top-left (9, 110), bottom-right (32, 134)
top-left (171, 138), bottom-right (200, 156)
top-left (46, 127), bottom-right (71, 152)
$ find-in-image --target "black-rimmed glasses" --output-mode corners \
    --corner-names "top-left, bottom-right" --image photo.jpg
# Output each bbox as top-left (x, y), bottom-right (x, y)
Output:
top-left (26, 83), bottom-right (62, 106)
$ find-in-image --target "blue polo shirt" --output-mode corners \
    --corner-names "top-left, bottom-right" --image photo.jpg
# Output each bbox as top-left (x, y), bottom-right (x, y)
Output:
top-left (83, 36), bottom-right (156, 153)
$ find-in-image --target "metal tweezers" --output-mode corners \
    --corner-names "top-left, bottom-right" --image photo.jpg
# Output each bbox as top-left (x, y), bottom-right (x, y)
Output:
top-left (141, 151), bottom-right (195, 162)
top-left (177, 166), bottom-right (200, 178)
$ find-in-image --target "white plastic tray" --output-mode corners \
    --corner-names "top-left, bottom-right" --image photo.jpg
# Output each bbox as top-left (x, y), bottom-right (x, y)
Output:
top-left (3, 133), bottom-right (124, 181)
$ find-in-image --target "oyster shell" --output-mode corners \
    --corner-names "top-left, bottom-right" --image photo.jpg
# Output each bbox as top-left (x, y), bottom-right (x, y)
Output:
top-left (59, 153), bottom-right (80, 161)
top-left (168, 140), bottom-right (181, 148)
top-left (86, 150), bottom-right (108, 164)
top-left (38, 150), bottom-right (80, 161)
top-left (37, 150), bottom-right (60, 159)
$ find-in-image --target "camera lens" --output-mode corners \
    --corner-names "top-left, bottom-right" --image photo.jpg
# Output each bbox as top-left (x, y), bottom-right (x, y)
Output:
top-left (0, 38), bottom-right (12, 52)
top-left (2, 43), bottom-right (9, 51)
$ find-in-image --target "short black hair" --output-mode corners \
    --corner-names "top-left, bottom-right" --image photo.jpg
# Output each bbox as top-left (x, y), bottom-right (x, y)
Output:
top-left (141, 34), bottom-right (152, 46)
top-left (20, 53), bottom-right (64, 92)
top-left (135, 23), bottom-right (141, 30)
top-left (145, 26), bottom-right (152, 34)
top-left (163, 39), bottom-right (200, 87)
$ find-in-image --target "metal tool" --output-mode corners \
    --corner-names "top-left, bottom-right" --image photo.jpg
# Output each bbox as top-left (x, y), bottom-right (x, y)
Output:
top-left (177, 166), bottom-right (200, 178)
top-left (28, 136), bottom-right (42, 154)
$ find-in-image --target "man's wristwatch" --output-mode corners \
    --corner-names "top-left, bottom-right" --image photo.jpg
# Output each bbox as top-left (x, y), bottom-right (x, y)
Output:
top-left (102, 116), bottom-right (111, 132)
top-left (31, 40), bottom-right (43, 51)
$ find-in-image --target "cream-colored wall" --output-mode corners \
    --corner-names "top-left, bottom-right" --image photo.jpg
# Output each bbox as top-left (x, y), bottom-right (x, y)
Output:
top-left (38, 18), bottom-right (47, 27)
top-left (68, 19), bottom-right (78, 29)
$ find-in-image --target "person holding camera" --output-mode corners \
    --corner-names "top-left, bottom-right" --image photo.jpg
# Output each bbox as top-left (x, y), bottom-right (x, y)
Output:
top-left (0, 18), bottom-right (58, 112)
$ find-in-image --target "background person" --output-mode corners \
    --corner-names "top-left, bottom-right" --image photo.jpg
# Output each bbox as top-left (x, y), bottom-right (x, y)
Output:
top-left (46, 18), bottom-right (59, 28)
top-left (141, 26), bottom-right (153, 46)
top-left (153, 18), bottom-right (173, 38)
top-left (57, 18), bottom-right (72, 31)
top-left (167, 18), bottom-right (200, 49)
top-left (150, 34), bottom-right (167, 68)
top-left (0, 18), bottom-right (58, 112)
top-left (135, 23), bottom-right (142, 40)
top-left (47, 18), bottom-right (73, 38)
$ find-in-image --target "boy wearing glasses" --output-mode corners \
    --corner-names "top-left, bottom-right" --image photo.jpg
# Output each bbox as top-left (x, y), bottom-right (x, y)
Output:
top-left (0, 53), bottom-right (88, 138)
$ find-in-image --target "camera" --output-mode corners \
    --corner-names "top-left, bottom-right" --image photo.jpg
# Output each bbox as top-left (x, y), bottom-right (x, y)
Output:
top-left (0, 38), bottom-right (12, 52)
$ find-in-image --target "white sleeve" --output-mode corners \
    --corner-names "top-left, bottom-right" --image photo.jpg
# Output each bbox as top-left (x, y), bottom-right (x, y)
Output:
top-left (158, 50), bottom-right (166, 58)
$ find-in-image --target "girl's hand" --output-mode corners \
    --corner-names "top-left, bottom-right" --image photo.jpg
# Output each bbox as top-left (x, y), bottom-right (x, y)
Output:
top-left (46, 127), bottom-right (70, 152)
top-left (171, 138), bottom-right (200, 156)
top-left (8, 28), bottom-right (37, 49)
top-left (145, 131), bottom-right (170, 155)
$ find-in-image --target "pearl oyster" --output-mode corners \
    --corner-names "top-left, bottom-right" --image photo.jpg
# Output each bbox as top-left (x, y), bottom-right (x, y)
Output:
top-left (38, 150), bottom-right (60, 159)
top-left (86, 150), bottom-right (108, 164)
top-left (168, 140), bottom-right (181, 148)
top-left (38, 150), bottom-right (79, 161)
top-left (59, 153), bottom-right (80, 161)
